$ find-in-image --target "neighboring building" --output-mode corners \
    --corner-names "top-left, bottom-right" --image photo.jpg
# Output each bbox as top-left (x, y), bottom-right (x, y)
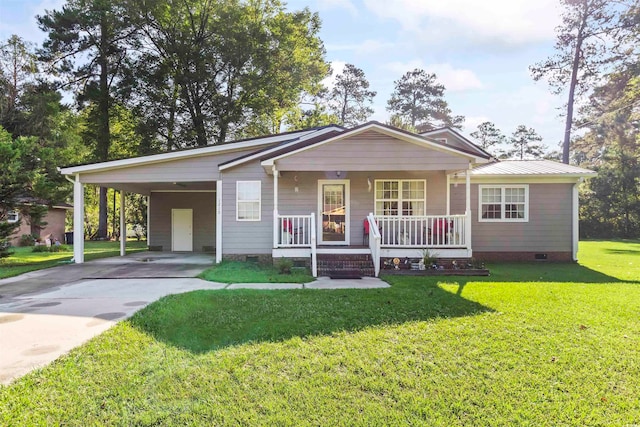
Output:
top-left (59, 122), bottom-right (595, 276)
top-left (7, 199), bottom-right (72, 246)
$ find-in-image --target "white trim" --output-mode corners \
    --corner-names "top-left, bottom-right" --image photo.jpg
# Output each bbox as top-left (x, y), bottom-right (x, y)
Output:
top-left (216, 180), bottom-right (223, 263)
top-left (446, 175), bottom-right (450, 216)
top-left (478, 185), bottom-right (529, 223)
top-left (273, 248), bottom-right (312, 258)
top-left (374, 179), bottom-right (427, 216)
top-left (572, 182), bottom-right (579, 261)
top-left (150, 190), bottom-right (216, 193)
top-left (317, 247), bottom-right (369, 255)
top-left (236, 181), bottom-right (261, 221)
top-left (318, 179), bottom-right (350, 246)
top-left (261, 123), bottom-right (487, 169)
top-left (73, 175), bottom-right (85, 263)
top-left (60, 129), bottom-right (325, 175)
top-left (452, 175), bottom-right (589, 185)
top-left (219, 126), bottom-right (343, 171)
top-left (6, 211), bottom-right (19, 223)
top-left (120, 190), bottom-right (126, 256)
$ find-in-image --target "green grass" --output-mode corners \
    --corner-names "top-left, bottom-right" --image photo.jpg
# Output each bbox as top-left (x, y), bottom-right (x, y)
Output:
top-left (1, 240), bottom-right (639, 426)
top-left (199, 260), bottom-right (314, 284)
top-left (0, 240), bottom-right (148, 279)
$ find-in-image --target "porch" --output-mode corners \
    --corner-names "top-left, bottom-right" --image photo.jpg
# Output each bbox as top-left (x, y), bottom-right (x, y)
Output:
top-left (273, 212), bottom-right (472, 277)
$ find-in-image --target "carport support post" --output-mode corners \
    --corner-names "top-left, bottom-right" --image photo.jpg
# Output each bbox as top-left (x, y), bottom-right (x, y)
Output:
top-left (73, 175), bottom-right (85, 263)
top-left (120, 190), bottom-right (126, 256)
top-left (216, 180), bottom-right (222, 264)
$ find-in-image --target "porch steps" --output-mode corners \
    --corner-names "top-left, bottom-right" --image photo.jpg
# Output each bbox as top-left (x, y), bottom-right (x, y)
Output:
top-left (317, 253), bottom-right (375, 278)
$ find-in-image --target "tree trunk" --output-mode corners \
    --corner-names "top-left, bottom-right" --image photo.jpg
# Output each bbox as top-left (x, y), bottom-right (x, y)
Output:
top-left (97, 13), bottom-right (111, 239)
top-left (562, 2), bottom-right (588, 164)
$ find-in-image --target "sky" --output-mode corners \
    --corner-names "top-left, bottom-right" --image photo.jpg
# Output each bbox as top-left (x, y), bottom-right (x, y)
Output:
top-left (0, 0), bottom-right (567, 150)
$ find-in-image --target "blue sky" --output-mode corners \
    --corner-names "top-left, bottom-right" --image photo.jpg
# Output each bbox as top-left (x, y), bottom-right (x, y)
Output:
top-left (0, 0), bottom-right (566, 150)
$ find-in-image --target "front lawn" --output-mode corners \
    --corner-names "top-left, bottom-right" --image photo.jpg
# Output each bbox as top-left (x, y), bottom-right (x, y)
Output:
top-left (0, 240), bottom-right (148, 279)
top-left (1, 240), bottom-right (639, 425)
top-left (199, 260), bottom-right (314, 284)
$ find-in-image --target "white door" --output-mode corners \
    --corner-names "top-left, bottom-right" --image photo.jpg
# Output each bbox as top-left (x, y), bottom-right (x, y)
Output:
top-left (172, 209), bottom-right (193, 251)
top-left (318, 180), bottom-right (350, 245)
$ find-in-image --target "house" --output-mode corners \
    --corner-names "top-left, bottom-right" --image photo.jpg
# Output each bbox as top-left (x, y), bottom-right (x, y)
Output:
top-left (6, 198), bottom-right (72, 246)
top-left (59, 122), bottom-right (595, 276)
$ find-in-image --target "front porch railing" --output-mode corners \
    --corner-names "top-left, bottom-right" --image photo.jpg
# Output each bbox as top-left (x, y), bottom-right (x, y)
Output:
top-left (373, 214), bottom-right (468, 248)
top-left (276, 214), bottom-right (313, 247)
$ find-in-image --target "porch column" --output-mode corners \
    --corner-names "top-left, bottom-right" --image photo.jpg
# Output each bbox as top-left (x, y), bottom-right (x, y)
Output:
top-left (73, 174), bottom-right (85, 263)
top-left (446, 174), bottom-right (451, 215)
top-left (146, 195), bottom-right (150, 246)
top-left (272, 165), bottom-right (279, 248)
top-left (216, 180), bottom-right (223, 264)
top-left (120, 190), bottom-right (126, 256)
top-left (465, 166), bottom-right (472, 253)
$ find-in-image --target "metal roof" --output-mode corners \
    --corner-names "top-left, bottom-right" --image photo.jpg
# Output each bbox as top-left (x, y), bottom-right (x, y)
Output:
top-left (471, 160), bottom-right (596, 176)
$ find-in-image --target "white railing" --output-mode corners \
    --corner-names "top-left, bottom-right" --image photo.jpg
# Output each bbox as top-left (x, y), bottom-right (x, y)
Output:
top-left (367, 212), bottom-right (381, 277)
top-left (310, 212), bottom-right (317, 277)
top-left (373, 214), bottom-right (468, 248)
top-left (276, 214), bottom-right (313, 247)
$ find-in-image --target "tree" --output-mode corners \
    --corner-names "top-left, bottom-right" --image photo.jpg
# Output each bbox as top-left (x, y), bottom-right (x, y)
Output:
top-left (0, 35), bottom-right (38, 135)
top-left (469, 121), bottom-right (506, 152)
top-left (505, 125), bottom-right (546, 160)
top-left (125, 0), bottom-right (329, 145)
top-left (530, 0), bottom-right (633, 164)
top-left (38, 0), bottom-right (138, 239)
top-left (327, 63), bottom-right (375, 126)
top-left (386, 68), bottom-right (464, 131)
top-left (386, 114), bottom-right (417, 133)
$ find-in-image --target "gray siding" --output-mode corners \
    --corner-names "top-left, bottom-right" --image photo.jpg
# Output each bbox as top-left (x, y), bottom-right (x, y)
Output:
top-left (450, 183), bottom-right (573, 252)
top-left (149, 192), bottom-right (215, 251)
top-left (80, 148), bottom-right (262, 184)
top-left (276, 131), bottom-right (470, 172)
top-left (221, 161), bottom-right (274, 254)
top-left (424, 130), bottom-right (473, 153)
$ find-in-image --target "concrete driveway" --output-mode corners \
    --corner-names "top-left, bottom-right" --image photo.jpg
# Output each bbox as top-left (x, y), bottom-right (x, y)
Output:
top-left (0, 252), bottom-right (221, 384)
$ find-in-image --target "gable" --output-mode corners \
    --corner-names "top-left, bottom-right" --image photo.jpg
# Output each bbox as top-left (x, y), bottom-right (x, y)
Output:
top-left (420, 128), bottom-right (490, 158)
top-left (274, 130), bottom-right (472, 172)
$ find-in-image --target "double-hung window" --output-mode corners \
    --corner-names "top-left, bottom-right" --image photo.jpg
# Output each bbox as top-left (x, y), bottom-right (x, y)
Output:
top-left (479, 185), bottom-right (528, 222)
top-left (375, 180), bottom-right (426, 216)
top-left (236, 181), bottom-right (261, 221)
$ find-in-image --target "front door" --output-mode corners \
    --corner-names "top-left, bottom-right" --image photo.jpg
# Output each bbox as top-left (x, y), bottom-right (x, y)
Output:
top-left (318, 180), bottom-right (350, 245)
top-left (172, 208), bottom-right (193, 251)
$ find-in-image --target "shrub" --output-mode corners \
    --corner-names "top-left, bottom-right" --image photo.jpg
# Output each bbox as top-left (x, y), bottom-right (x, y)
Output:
top-left (277, 257), bottom-right (293, 274)
top-left (19, 234), bottom-right (37, 247)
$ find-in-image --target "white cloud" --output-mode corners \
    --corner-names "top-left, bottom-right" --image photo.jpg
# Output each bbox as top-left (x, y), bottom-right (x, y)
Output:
top-left (384, 60), bottom-right (483, 92)
top-left (317, 0), bottom-right (358, 16)
top-left (362, 0), bottom-right (561, 47)
top-left (463, 116), bottom-right (492, 133)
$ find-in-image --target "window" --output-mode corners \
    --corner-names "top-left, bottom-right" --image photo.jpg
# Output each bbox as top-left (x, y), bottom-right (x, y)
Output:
top-left (479, 185), bottom-right (528, 222)
top-left (375, 180), bottom-right (426, 216)
top-left (236, 181), bottom-right (261, 221)
top-left (7, 211), bottom-right (19, 223)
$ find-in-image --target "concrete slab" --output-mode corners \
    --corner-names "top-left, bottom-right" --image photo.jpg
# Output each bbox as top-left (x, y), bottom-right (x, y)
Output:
top-left (0, 277), bottom-right (223, 385)
top-left (304, 277), bottom-right (390, 290)
top-left (225, 283), bottom-right (303, 290)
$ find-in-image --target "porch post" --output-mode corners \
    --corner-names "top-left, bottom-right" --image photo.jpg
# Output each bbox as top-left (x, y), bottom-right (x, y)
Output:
top-left (146, 195), bottom-right (150, 246)
top-left (272, 165), bottom-right (279, 248)
top-left (216, 180), bottom-right (223, 264)
top-left (446, 174), bottom-right (451, 215)
top-left (465, 165), bottom-right (472, 254)
top-left (120, 190), bottom-right (126, 256)
top-left (73, 174), bottom-right (85, 263)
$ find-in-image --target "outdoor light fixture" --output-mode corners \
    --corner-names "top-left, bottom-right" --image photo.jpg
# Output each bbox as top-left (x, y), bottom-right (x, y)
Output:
top-left (367, 176), bottom-right (372, 192)
top-left (294, 175), bottom-right (299, 193)
top-left (336, 171), bottom-right (341, 177)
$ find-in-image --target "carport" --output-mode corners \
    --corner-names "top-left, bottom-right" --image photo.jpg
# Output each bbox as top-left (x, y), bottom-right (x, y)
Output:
top-left (60, 148), bottom-right (224, 264)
